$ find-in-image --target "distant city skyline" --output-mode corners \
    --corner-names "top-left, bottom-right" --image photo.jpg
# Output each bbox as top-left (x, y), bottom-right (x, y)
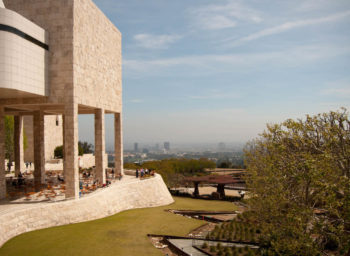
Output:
top-left (79, 0), bottom-right (350, 149)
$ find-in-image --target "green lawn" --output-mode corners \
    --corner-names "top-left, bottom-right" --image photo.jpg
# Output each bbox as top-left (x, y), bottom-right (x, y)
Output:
top-left (0, 197), bottom-right (236, 256)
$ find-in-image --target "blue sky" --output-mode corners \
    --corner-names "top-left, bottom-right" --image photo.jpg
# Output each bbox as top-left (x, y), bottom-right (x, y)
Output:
top-left (79, 0), bottom-right (350, 149)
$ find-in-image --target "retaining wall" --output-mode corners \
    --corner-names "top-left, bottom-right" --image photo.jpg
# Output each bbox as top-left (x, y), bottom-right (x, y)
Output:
top-left (0, 174), bottom-right (174, 247)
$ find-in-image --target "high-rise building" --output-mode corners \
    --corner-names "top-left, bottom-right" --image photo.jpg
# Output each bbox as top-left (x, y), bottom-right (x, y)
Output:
top-left (164, 142), bottom-right (170, 151)
top-left (134, 143), bottom-right (139, 152)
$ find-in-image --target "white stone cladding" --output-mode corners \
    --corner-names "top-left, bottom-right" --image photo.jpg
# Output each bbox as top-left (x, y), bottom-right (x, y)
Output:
top-left (0, 175), bottom-right (174, 247)
top-left (0, 7), bottom-right (49, 98)
top-left (23, 115), bottom-right (63, 162)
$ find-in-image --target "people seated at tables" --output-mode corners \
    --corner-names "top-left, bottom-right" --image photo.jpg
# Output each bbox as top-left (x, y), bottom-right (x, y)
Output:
top-left (17, 172), bottom-right (24, 185)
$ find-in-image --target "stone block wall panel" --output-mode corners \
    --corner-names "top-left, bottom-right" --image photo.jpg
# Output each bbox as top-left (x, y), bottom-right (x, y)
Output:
top-left (44, 115), bottom-right (63, 161)
top-left (14, 116), bottom-right (24, 175)
top-left (94, 108), bottom-right (106, 185)
top-left (0, 106), bottom-right (5, 199)
top-left (73, 0), bottom-right (122, 113)
top-left (64, 102), bottom-right (79, 199)
top-left (23, 115), bottom-right (62, 163)
top-left (115, 113), bottom-right (123, 175)
top-left (22, 116), bottom-right (33, 163)
top-left (33, 111), bottom-right (45, 185)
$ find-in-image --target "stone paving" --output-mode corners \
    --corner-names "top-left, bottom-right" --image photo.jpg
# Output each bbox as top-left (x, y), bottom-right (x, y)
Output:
top-left (168, 239), bottom-right (207, 256)
top-left (168, 238), bottom-right (259, 256)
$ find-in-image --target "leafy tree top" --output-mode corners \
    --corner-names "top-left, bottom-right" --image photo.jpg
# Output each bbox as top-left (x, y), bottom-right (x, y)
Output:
top-left (244, 108), bottom-right (350, 255)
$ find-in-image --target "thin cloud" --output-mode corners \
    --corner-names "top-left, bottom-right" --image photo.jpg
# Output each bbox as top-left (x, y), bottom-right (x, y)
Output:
top-left (297, 0), bottom-right (350, 12)
top-left (188, 92), bottom-right (242, 100)
top-left (321, 88), bottom-right (350, 98)
top-left (189, 1), bottom-right (262, 30)
top-left (225, 10), bottom-right (350, 47)
top-left (199, 15), bottom-right (237, 30)
top-left (124, 44), bottom-right (350, 74)
top-left (129, 99), bottom-right (144, 103)
top-left (320, 79), bottom-right (350, 98)
top-left (133, 33), bottom-right (182, 49)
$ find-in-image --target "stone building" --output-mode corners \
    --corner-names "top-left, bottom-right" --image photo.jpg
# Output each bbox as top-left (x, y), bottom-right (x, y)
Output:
top-left (23, 115), bottom-right (63, 162)
top-left (0, 0), bottom-right (123, 199)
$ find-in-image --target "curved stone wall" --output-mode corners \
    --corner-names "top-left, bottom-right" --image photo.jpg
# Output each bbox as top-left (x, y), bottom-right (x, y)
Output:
top-left (0, 174), bottom-right (174, 247)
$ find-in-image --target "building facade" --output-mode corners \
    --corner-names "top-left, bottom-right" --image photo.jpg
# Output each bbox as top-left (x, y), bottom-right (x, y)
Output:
top-left (0, 0), bottom-right (123, 199)
top-left (23, 115), bottom-right (63, 162)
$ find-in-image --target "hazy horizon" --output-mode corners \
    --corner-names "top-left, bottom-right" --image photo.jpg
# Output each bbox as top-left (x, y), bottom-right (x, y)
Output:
top-left (79, 0), bottom-right (350, 150)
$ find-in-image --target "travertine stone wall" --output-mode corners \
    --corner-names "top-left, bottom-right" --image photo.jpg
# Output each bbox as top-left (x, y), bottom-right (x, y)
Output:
top-left (0, 106), bottom-right (5, 199)
top-left (14, 116), bottom-right (24, 175)
top-left (44, 115), bottom-right (63, 160)
top-left (73, 0), bottom-right (122, 112)
top-left (115, 113), bottom-right (123, 175)
top-left (95, 109), bottom-right (106, 184)
top-left (0, 175), bottom-right (174, 247)
top-left (22, 116), bottom-right (33, 162)
top-left (23, 115), bottom-right (63, 163)
top-left (33, 111), bottom-right (45, 185)
top-left (44, 154), bottom-right (107, 171)
top-left (64, 102), bottom-right (79, 198)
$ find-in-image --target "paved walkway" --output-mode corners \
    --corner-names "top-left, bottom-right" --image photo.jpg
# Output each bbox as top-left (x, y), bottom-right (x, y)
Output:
top-left (168, 238), bottom-right (259, 256)
top-left (168, 239), bottom-right (207, 256)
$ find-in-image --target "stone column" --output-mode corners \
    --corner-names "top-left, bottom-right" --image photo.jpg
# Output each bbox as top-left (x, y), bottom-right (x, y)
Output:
top-left (62, 114), bottom-right (65, 177)
top-left (64, 103), bottom-right (79, 199)
top-left (14, 116), bottom-right (24, 176)
top-left (0, 106), bottom-right (6, 199)
top-left (33, 111), bottom-right (45, 187)
top-left (114, 112), bottom-right (123, 176)
top-left (95, 108), bottom-right (106, 185)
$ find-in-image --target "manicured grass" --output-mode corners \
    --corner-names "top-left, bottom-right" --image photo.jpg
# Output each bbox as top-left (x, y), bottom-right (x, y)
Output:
top-left (0, 197), bottom-right (236, 256)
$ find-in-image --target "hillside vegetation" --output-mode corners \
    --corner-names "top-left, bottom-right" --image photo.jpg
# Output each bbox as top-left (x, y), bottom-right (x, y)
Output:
top-left (124, 158), bottom-right (216, 187)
